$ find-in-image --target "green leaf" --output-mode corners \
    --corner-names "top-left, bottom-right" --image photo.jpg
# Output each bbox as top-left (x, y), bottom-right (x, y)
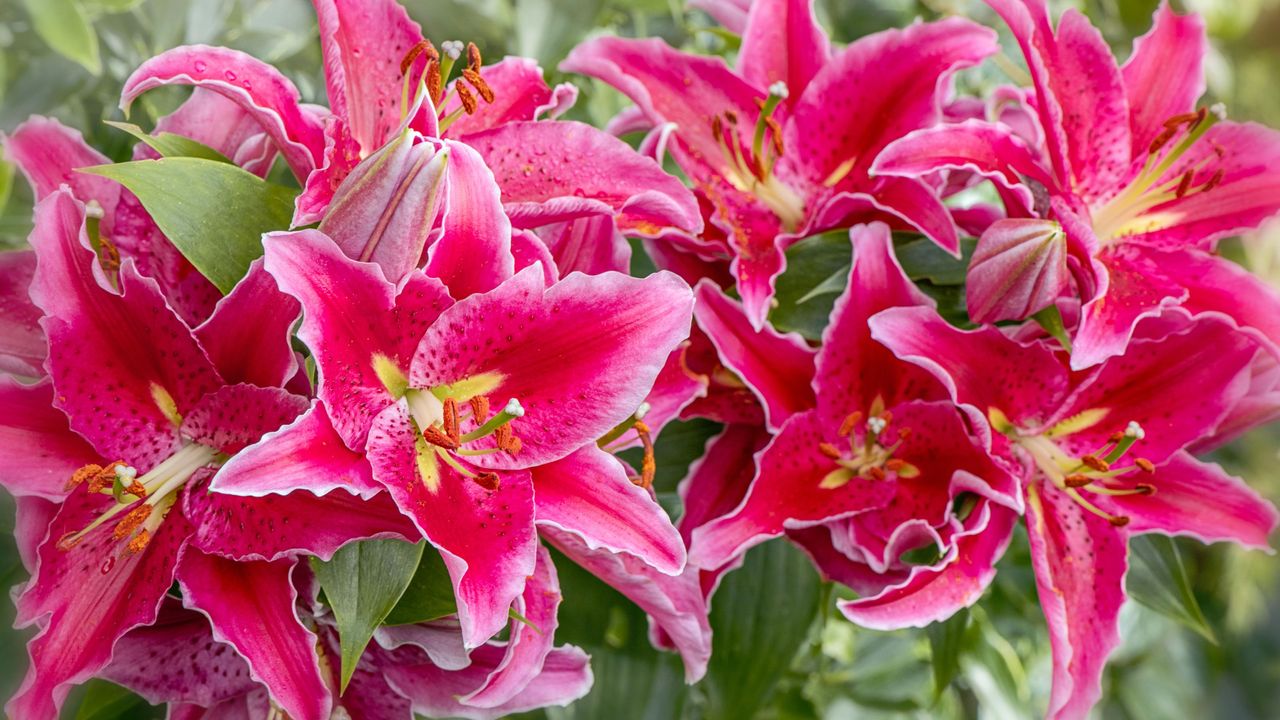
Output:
top-left (894, 236), bottom-right (976, 286)
top-left (771, 231), bottom-right (852, 340)
top-left (0, 160), bottom-right (14, 216)
top-left (549, 548), bottom-right (688, 720)
top-left (21, 0), bottom-right (102, 75)
top-left (383, 545), bottom-right (457, 625)
top-left (72, 680), bottom-right (153, 719)
top-left (104, 122), bottom-right (235, 164)
top-left (1127, 535), bottom-right (1217, 644)
top-left (311, 539), bottom-right (425, 691)
top-left (926, 608), bottom-right (969, 698)
top-left (701, 539), bottom-right (824, 719)
top-left (81, 158), bottom-right (296, 293)
top-left (1032, 305), bottom-right (1072, 352)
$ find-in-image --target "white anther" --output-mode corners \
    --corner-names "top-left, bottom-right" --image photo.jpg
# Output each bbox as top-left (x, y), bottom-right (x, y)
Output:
top-left (634, 402), bottom-right (651, 420)
top-left (1209, 102), bottom-right (1227, 121)
top-left (441, 40), bottom-right (464, 60)
top-left (866, 417), bottom-right (887, 435)
top-left (115, 465), bottom-right (138, 481)
top-left (503, 398), bottom-right (526, 418)
top-left (1124, 421), bottom-right (1145, 440)
top-left (768, 81), bottom-right (789, 99)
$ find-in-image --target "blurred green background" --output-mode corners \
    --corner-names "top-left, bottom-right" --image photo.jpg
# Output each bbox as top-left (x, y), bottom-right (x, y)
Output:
top-left (2, 0), bottom-right (1279, 717)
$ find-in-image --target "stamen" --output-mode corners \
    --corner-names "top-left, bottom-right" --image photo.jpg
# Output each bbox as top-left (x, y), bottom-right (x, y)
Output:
top-left (399, 40), bottom-right (438, 76)
top-left (470, 396), bottom-right (491, 421)
top-left (1064, 474), bottom-right (1092, 488)
top-left (443, 398), bottom-right (460, 442)
top-left (127, 530), bottom-right (151, 554)
top-left (1175, 170), bottom-right (1194, 198)
top-left (818, 442), bottom-right (842, 459)
top-left (838, 412), bottom-right (862, 438)
top-left (67, 464), bottom-right (104, 490)
top-left (466, 42), bottom-right (482, 71)
top-left (423, 425), bottom-right (461, 450)
top-left (1201, 169), bottom-right (1224, 193)
top-left (866, 466), bottom-right (886, 481)
top-left (462, 68), bottom-right (494, 103)
top-left (1065, 487), bottom-right (1130, 526)
top-left (112, 504), bottom-right (152, 540)
top-left (426, 61), bottom-right (444, 105)
top-left (1081, 454), bottom-right (1110, 472)
top-left (1134, 458), bottom-right (1155, 473)
top-left (456, 83), bottom-right (478, 114)
top-left (634, 420), bottom-right (655, 489)
top-left (473, 472), bottom-right (501, 491)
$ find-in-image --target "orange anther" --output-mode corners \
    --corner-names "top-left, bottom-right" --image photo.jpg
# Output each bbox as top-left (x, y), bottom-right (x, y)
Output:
top-left (127, 529), bottom-right (152, 554)
top-left (443, 398), bottom-right (460, 442)
top-left (423, 425), bottom-right (460, 450)
top-left (1134, 458), bottom-right (1156, 473)
top-left (1064, 474), bottom-right (1092, 488)
top-left (462, 68), bottom-right (494, 103)
top-left (838, 411), bottom-right (863, 438)
top-left (456, 83), bottom-right (478, 114)
top-left (1201, 168), bottom-right (1224, 193)
top-left (1109, 515), bottom-right (1131, 527)
top-left (635, 420), bottom-right (656, 490)
top-left (466, 42), bottom-right (482, 71)
top-left (1135, 483), bottom-right (1156, 495)
top-left (897, 427), bottom-right (913, 440)
top-left (866, 466), bottom-right (886, 481)
top-left (473, 472), bottom-right (501, 491)
top-left (1148, 126), bottom-right (1178, 155)
top-left (818, 442), bottom-right (842, 460)
top-left (113, 504), bottom-right (153, 540)
top-left (400, 40), bottom-right (438, 75)
top-left (1082, 455), bottom-right (1110, 472)
top-left (1175, 170), bottom-right (1194, 198)
top-left (67, 464), bottom-right (104, 490)
top-left (470, 395), bottom-right (491, 421)
top-left (426, 60), bottom-right (444, 105)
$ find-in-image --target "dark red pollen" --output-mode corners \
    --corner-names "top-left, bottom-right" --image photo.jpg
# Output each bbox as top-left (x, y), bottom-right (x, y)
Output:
top-left (423, 425), bottom-right (460, 450)
top-left (1065, 474), bottom-right (1092, 488)
top-left (474, 472), bottom-right (501, 491)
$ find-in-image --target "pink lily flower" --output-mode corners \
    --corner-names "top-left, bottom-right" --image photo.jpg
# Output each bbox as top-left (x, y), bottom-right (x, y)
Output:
top-left (121, 0), bottom-right (701, 265)
top-left (874, 0), bottom-right (1280, 367)
top-left (2, 190), bottom-right (416, 720)
top-left (687, 224), bottom-right (1022, 627)
top-left (563, 0), bottom-right (998, 327)
top-left (871, 306), bottom-right (1280, 719)
top-left (210, 228), bottom-right (696, 654)
top-left (99, 546), bottom-right (591, 719)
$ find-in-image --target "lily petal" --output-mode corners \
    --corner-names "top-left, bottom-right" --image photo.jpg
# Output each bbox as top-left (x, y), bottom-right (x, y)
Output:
top-left (1121, 3), bottom-right (1207, 159)
top-left (367, 402), bottom-right (538, 648)
top-left (122, 44), bottom-right (325, 181)
top-left (2, 115), bottom-right (119, 207)
top-left (693, 280), bottom-right (816, 431)
top-left (0, 250), bottom-right (45, 376)
top-left (177, 552), bottom-right (330, 720)
top-left (533, 445), bottom-right (685, 574)
top-left (738, 0), bottom-right (830, 105)
top-left (445, 57), bottom-right (556, 138)
top-left (409, 267), bottom-right (694, 470)
top-left (194, 260), bottom-right (300, 388)
top-left (0, 378), bottom-right (98, 502)
top-left (424, 141), bottom-right (515, 298)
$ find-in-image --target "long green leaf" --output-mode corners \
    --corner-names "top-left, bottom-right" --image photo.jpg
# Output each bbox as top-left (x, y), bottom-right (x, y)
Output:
top-left (926, 608), bottom-right (969, 698)
top-left (81, 158), bottom-right (296, 293)
top-left (311, 539), bottom-right (425, 691)
top-left (1127, 534), bottom-right (1217, 643)
top-left (21, 0), bottom-right (101, 75)
top-left (771, 231), bottom-right (852, 340)
top-left (383, 546), bottom-right (457, 625)
top-left (701, 539), bottom-right (824, 719)
top-left (72, 680), bottom-right (154, 719)
top-left (104, 122), bottom-right (234, 164)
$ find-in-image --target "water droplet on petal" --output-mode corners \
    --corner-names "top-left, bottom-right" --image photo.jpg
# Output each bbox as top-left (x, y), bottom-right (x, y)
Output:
top-left (224, 70), bottom-right (237, 81)
top-left (193, 60), bottom-right (208, 72)
top-left (101, 556), bottom-right (116, 574)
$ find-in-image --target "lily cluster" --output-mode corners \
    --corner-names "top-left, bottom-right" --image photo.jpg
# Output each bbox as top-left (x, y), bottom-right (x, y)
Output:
top-left (0, 0), bottom-right (1277, 718)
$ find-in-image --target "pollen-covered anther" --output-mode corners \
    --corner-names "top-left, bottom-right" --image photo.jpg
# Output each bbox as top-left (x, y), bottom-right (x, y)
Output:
top-left (1134, 458), bottom-right (1155, 473)
top-left (470, 395), bottom-right (491, 421)
top-left (423, 424), bottom-right (461, 450)
top-left (462, 68), bottom-right (495, 103)
top-left (837, 412), bottom-right (862, 438)
top-left (1175, 170), bottom-right (1194, 198)
top-left (400, 40), bottom-right (438, 75)
top-left (473, 472), bottom-right (501, 491)
top-left (1109, 515), bottom-right (1132, 527)
top-left (1064, 474), bottom-right (1093, 488)
top-left (1135, 483), bottom-right (1156, 495)
top-left (866, 466), bottom-right (886, 481)
top-left (884, 459), bottom-right (908, 473)
top-left (426, 60), bottom-right (444, 105)
top-left (126, 480), bottom-right (148, 498)
top-left (1082, 454), bottom-right (1110, 472)
top-left (456, 83), bottom-right (478, 114)
top-left (67, 463), bottom-right (105, 490)
top-left (818, 442), bottom-right (842, 459)
top-left (897, 427), bottom-right (913, 440)
top-left (443, 398), bottom-right (460, 442)
top-left (634, 420), bottom-right (656, 489)
top-left (127, 529), bottom-right (152, 554)
top-left (88, 462), bottom-right (130, 494)
top-left (112, 504), bottom-right (153, 541)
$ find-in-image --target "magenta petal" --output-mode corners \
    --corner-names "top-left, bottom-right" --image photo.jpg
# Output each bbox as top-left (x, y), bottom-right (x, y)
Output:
top-left (783, 17), bottom-right (997, 190)
top-left (1160, 248), bottom-right (1280, 355)
top-left (177, 552), bottom-right (329, 720)
top-left (424, 141), bottom-right (515, 298)
top-left (445, 58), bottom-right (555, 137)
top-left (311, 0), bottom-right (429, 152)
top-left (532, 445), bottom-right (685, 574)
top-left (194, 260), bottom-right (299, 388)
top-left (544, 526), bottom-right (711, 682)
top-left (0, 378), bottom-right (98, 501)
top-left (839, 501), bottom-right (1017, 629)
top-left (462, 545), bottom-right (563, 708)
top-left (1072, 245), bottom-right (1185, 369)
top-left (122, 45), bottom-right (325, 181)
top-left (816, 223), bottom-right (941, 420)
top-left (2, 115), bottom-right (120, 207)
top-left (677, 423), bottom-right (770, 543)
top-left (148, 88), bottom-right (280, 176)
top-left (179, 384), bottom-right (308, 456)
top-left (8, 492), bottom-right (192, 720)
top-left (13, 496), bottom-right (58, 572)
top-left (367, 402), bottom-right (538, 647)
top-left (212, 402), bottom-right (384, 499)
top-left (465, 120), bottom-right (702, 237)
top-left (1025, 481), bottom-right (1127, 720)
top-left (101, 601), bottom-right (258, 707)
top-left (318, 133), bottom-right (450, 285)
top-left (966, 218), bottom-right (1070, 324)
top-left (689, 412), bottom-right (897, 570)
top-left (410, 267), bottom-right (694, 469)
top-left (689, 0), bottom-right (751, 33)
top-left (868, 306), bottom-right (1070, 430)
top-left (1101, 451), bottom-right (1279, 548)
top-left (738, 0), bottom-right (830, 102)
top-left (815, 176), bottom-right (961, 256)
top-left (1121, 4), bottom-right (1207, 159)
top-left (560, 37), bottom-right (764, 187)
top-left (538, 213), bottom-right (631, 276)
top-left (693, 280), bottom-right (816, 431)
top-left (29, 190), bottom-right (222, 468)
top-left (0, 250), bottom-right (45, 376)
top-left (1062, 316), bottom-right (1255, 463)
top-left (262, 230), bottom-right (454, 449)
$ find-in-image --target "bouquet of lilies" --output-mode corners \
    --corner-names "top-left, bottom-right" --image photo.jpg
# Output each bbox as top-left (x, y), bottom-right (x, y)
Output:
top-left (3, 0), bottom-right (1279, 718)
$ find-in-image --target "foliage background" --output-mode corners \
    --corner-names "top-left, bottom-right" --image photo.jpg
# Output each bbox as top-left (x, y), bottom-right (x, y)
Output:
top-left (2, 0), bottom-right (1279, 717)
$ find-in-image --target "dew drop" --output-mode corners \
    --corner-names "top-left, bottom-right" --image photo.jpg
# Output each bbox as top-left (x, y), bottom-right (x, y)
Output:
top-left (194, 60), bottom-right (208, 72)
top-left (224, 70), bottom-right (237, 81)
top-left (100, 556), bottom-right (116, 574)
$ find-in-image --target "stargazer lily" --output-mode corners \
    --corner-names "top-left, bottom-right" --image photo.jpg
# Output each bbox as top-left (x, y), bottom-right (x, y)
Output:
top-left (687, 224), bottom-right (1023, 626)
top-left (120, 0), bottom-right (702, 273)
top-left (871, 305), bottom-right (1280, 719)
top-left (2, 190), bottom-right (416, 720)
top-left (563, 0), bottom-right (998, 327)
top-left (874, 0), bottom-right (1280, 367)
top-left (99, 547), bottom-right (594, 720)
top-left (210, 229), bottom-right (696, 653)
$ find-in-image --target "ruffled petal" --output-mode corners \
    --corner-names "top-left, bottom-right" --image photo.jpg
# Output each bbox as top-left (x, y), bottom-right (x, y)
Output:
top-left (0, 378), bottom-right (98, 501)
top-left (445, 57), bottom-right (556, 137)
top-left (0, 250), bottom-right (45, 376)
top-left (423, 141), bottom-right (515, 298)
top-left (532, 445), bottom-right (685, 574)
top-left (194, 260), bottom-right (299, 388)
top-left (737, 0), bottom-right (830, 104)
top-left (177, 552), bottom-right (330, 720)
top-left (1121, 3), bottom-right (1207, 159)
